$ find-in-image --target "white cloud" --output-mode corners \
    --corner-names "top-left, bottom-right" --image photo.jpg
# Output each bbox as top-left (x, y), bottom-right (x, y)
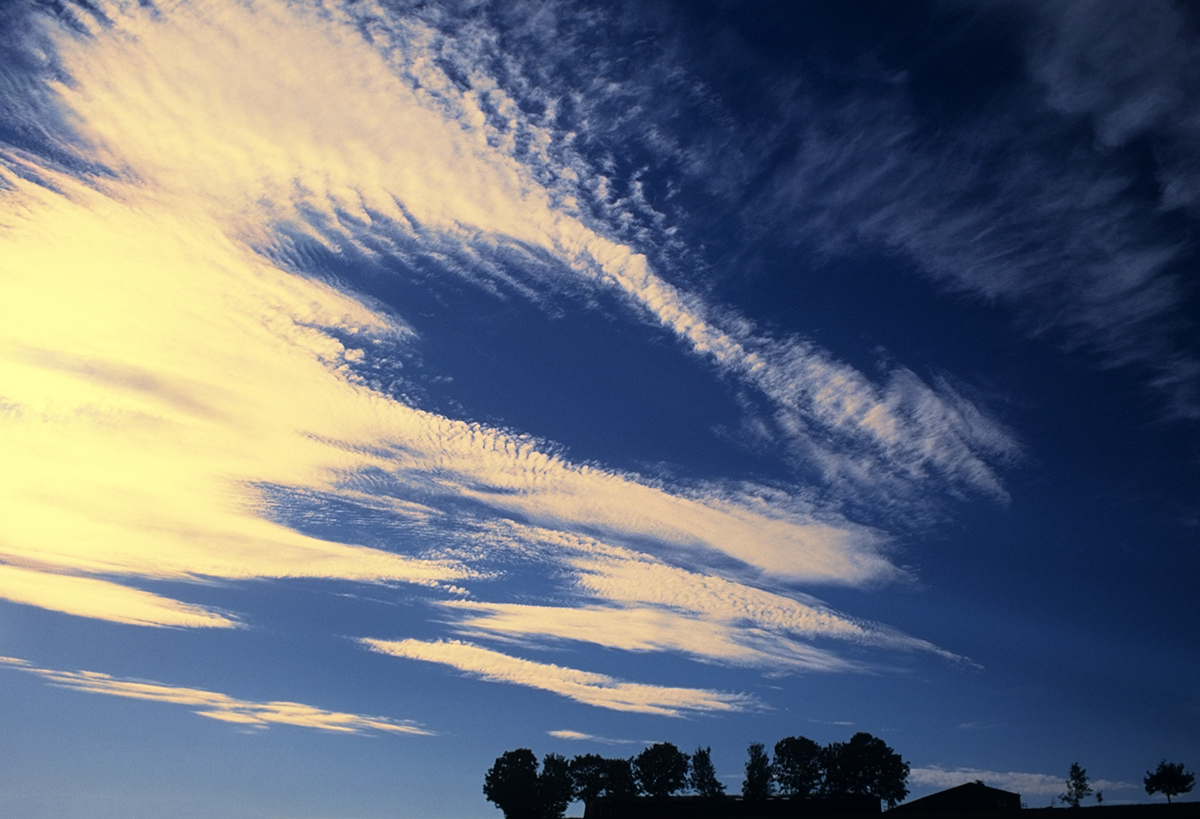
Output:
top-left (910, 766), bottom-right (1133, 797)
top-left (0, 0), bottom-right (981, 696)
top-left (0, 656), bottom-right (429, 735)
top-left (548, 730), bottom-right (641, 746)
top-left (0, 0), bottom-right (934, 639)
top-left (440, 600), bottom-right (861, 673)
top-left (359, 638), bottom-right (758, 717)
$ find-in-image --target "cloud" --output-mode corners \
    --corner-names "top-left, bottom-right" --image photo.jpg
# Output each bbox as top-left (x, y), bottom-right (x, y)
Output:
top-left (423, 522), bottom-right (969, 675)
top-left (560, 535), bottom-right (968, 662)
top-left (0, 656), bottom-right (429, 735)
top-left (440, 600), bottom-right (861, 673)
top-left (39, 0), bottom-right (1016, 506)
top-left (443, 0), bottom-right (1198, 417)
top-left (359, 638), bottom-right (758, 717)
top-left (0, 564), bottom-right (235, 628)
top-left (0, 0), bottom-right (938, 639)
top-left (0, 0), bottom-right (983, 695)
top-left (548, 730), bottom-right (641, 745)
top-left (1025, 0), bottom-right (1200, 212)
top-left (910, 766), bottom-right (1133, 797)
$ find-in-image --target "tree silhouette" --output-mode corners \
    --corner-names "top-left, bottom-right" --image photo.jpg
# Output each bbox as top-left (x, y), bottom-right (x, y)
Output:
top-left (569, 754), bottom-right (609, 805)
top-left (820, 732), bottom-right (909, 808)
top-left (539, 754), bottom-right (574, 819)
top-left (690, 746), bottom-right (726, 798)
top-left (569, 754), bottom-right (639, 803)
top-left (1145, 760), bottom-right (1195, 804)
top-left (743, 742), bottom-right (774, 801)
top-left (1060, 762), bottom-right (1092, 808)
top-left (484, 749), bottom-right (542, 819)
top-left (772, 735), bottom-right (823, 797)
top-left (633, 743), bottom-right (691, 797)
top-left (602, 757), bottom-right (640, 800)
top-left (484, 750), bottom-right (575, 819)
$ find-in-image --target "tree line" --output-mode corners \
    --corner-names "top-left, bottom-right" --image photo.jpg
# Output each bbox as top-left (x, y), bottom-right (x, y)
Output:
top-left (483, 732), bottom-right (910, 819)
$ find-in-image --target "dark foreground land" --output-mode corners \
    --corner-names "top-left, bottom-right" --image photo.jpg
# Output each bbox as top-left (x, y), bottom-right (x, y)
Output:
top-left (576, 800), bottom-right (1200, 819)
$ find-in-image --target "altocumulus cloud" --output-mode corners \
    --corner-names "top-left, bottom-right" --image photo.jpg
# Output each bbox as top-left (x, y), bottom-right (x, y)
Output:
top-left (0, 0), bottom-right (1003, 709)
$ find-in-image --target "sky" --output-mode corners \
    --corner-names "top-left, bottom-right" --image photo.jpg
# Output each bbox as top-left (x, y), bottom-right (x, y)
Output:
top-left (0, 0), bottom-right (1198, 816)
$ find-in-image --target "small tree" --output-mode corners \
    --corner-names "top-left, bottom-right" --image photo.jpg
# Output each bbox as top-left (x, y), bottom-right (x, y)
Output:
top-left (772, 735), bottom-right (823, 797)
top-left (1060, 762), bottom-right (1092, 808)
top-left (690, 746), bottom-right (726, 798)
top-left (633, 743), bottom-right (691, 798)
top-left (743, 742), bottom-right (774, 801)
top-left (1145, 760), bottom-right (1196, 804)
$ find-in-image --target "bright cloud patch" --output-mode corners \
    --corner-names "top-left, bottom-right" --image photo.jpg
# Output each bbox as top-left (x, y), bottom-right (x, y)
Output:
top-left (0, 656), bottom-right (428, 735)
top-left (360, 638), bottom-right (757, 717)
top-left (0, 0), bottom-right (993, 699)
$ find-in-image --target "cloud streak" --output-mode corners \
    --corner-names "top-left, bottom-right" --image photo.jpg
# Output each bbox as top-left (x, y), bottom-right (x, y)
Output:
top-left (548, 730), bottom-right (641, 745)
top-left (0, 656), bottom-right (429, 735)
top-left (910, 766), bottom-right (1133, 797)
top-left (360, 638), bottom-right (757, 717)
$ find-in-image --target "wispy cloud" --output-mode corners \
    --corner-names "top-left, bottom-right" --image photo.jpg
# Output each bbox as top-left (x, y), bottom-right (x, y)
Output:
top-left (1026, 0), bottom-right (1200, 213)
top-left (548, 730), bottom-right (641, 746)
top-left (910, 766), bottom-right (1133, 797)
top-left (0, 656), bottom-right (429, 735)
top-left (425, 522), bottom-right (970, 676)
top-left (441, 600), bottom-right (861, 673)
top-left (359, 638), bottom-right (758, 717)
top-left (0, 0), bottom-right (985, 695)
top-left (41, 0), bottom-right (1016, 507)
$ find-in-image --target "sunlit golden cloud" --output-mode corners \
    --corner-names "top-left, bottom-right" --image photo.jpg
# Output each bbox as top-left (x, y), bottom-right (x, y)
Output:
top-left (359, 637), bottom-right (757, 717)
top-left (0, 0), bottom-right (978, 696)
top-left (0, 656), bottom-right (429, 734)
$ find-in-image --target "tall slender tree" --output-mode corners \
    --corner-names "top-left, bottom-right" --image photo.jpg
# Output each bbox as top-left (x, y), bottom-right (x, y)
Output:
top-left (1060, 763), bottom-right (1092, 808)
top-left (743, 742), bottom-right (774, 801)
top-left (690, 746), bottom-right (726, 798)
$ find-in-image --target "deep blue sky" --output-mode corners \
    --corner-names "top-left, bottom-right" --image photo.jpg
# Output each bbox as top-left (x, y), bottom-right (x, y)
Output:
top-left (0, 0), bottom-right (1198, 816)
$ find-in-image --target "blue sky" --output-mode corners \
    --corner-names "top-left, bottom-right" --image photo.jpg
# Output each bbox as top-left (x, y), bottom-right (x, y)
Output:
top-left (0, 0), bottom-right (1197, 816)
